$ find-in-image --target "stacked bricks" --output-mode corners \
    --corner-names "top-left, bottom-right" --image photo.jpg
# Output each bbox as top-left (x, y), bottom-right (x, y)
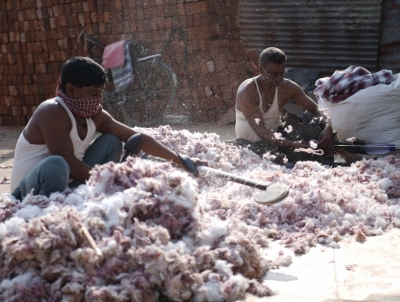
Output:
top-left (0, 0), bottom-right (249, 126)
top-left (1, 0), bottom-right (399, 126)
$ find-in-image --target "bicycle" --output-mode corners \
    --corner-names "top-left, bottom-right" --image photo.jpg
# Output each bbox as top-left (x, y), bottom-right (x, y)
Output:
top-left (77, 30), bottom-right (178, 127)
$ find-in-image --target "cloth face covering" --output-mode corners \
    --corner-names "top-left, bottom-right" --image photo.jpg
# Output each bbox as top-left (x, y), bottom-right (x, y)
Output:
top-left (55, 78), bottom-right (103, 118)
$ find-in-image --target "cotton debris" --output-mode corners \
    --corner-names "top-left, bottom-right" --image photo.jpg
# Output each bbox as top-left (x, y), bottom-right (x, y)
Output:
top-left (0, 125), bottom-right (399, 301)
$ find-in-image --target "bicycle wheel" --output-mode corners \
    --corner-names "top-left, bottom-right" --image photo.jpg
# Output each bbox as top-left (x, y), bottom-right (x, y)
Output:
top-left (124, 59), bottom-right (178, 127)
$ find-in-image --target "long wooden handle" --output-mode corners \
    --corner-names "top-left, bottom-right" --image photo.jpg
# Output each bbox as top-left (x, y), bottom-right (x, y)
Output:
top-left (81, 225), bottom-right (103, 257)
top-left (197, 166), bottom-right (271, 190)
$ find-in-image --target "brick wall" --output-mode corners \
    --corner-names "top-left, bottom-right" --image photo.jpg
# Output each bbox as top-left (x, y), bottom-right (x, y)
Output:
top-left (0, 0), bottom-right (248, 126)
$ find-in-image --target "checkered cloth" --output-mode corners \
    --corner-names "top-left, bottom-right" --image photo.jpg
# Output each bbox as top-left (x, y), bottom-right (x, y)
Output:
top-left (314, 66), bottom-right (393, 103)
top-left (56, 79), bottom-right (103, 118)
top-left (104, 41), bottom-right (134, 92)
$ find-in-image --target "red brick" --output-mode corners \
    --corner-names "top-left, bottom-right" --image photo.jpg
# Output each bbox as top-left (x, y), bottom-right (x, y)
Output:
top-left (193, 14), bottom-right (201, 26)
top-left (87, 0), bottom-right (97, 11)
top-left (186, 25), bottom-right (218, 40)
top-left (13, 20), bottom-right (20, 31)
top-left (177, 3), bottom-right (185, 16)
top-left (56, 15), bottom-right (67, 27)
top-left (9, 85), bottom-right (18, 96)
top-left (184, 1), bottom-right (211, 15)
top-left (2, 33), bottom-right (8, 43)
top-left (83, 12), bottom-right (91, 24)
top-left (0, 105), bottom-right (7, 115)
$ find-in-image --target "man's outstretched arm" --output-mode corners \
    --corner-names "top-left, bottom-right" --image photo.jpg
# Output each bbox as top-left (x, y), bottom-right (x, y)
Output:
top-left (95, 111), bottom-right (202, 173)
top-left (288, 82), bottom-right (333, 149)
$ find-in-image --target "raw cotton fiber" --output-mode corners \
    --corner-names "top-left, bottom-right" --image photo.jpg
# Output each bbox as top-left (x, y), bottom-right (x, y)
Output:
top-left (0, 125), bottom-right (399, 301)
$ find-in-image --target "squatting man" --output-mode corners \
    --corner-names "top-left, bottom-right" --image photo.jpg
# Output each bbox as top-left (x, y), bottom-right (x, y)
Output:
top-left (10, 56), bottom-right (201, 200)
top-left (235, 47), bottom-right (363, 164)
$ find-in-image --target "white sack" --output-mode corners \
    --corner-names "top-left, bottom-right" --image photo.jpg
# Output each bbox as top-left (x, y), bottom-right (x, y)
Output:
top-left (318, 73), bottom-right (400, 145)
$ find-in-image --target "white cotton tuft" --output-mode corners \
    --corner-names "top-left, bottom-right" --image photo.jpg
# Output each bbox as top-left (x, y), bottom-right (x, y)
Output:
top-left (164, 239), bottom-right (191, 254)
top-left (309, 140), bottom-right (318, 149)
top-left (206, 148), bottom-right (216, 157)
top-left (345, 168), bottom-right (358, 176)
top-left (320, 171), bottom-right (331, 179)
top-left (273, 132), bottom-right (283, 140)
top-left (166, 175), bottom-right (198, 208)
top-left (201, 216), bottom-right (229, 246)
top-left (4, 216), bottom-right (26, 236)
top-left (279, 255), bottom-right (292, 267)
top-left (92, 168), bottom-right (113, 196)
top-left (100, 193), bottom-right (125, 229)
top-left (215, 260), bottom-right (233, 278)
top-left (284, 125), bottom-right (293, 133)
top-left (0, 273), bottom-right (38, 288)
top-left (346, 137), bottom-right (357, 143)
top-left (201, 279), bottom-right (222, 302)
top-left (43, 204), bottom-right (61, 215)
top-left (378, 178), bottom-right (394, 191)
top-left (107, 239), bottom-right (118, 249)
top-left (0, 223), bottom-right (7, 240)
top-left (305, 218), bottom-right (314, 229)
top-left (341, 220), bottom-right (351, 230)
top-left (374, 217), bottom-right (387, 230)
top-left (14, 205), bottom-right (42, 221)
top-left (328, 242), bottom-right (340, 249)
top-left (343, 213), bottom-right (355, 224)
top-left (65, 192), bottom-right (86, 207)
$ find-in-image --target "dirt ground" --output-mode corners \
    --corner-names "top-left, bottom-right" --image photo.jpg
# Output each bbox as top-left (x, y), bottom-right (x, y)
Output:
top-left (0, 126), bottom-right (24, 195)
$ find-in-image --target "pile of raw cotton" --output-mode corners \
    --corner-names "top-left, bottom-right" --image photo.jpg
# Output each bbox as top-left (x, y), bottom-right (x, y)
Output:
top-left (1, 125), bottom-right (400, 301)
top-left (0, 156), bottom-right (271, 301)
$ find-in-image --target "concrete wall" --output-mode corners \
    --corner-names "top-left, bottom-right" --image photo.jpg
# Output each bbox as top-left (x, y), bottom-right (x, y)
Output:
top-left (0, 0), bottom-right (248, 126)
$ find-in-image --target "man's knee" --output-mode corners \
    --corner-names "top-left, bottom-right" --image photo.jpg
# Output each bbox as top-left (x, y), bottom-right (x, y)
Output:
top-left (40, 155), bottom-right (69, 182)
top-left (106, 134), bottom-right (123, 151)
top-left (18, 155), bottom-right (69, 199)
top-left (101, 134), bottom-right (123, 162)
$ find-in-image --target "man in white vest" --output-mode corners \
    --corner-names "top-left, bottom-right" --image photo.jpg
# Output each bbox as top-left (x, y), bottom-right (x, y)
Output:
top-left (234, 47), bottom-right (362, 164)
top-left (10, 56), bottom-right (198, 200)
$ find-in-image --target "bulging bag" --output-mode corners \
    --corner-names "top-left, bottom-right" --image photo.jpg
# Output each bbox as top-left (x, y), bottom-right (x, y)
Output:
top-left (318, 73), bottom-right (400, 146)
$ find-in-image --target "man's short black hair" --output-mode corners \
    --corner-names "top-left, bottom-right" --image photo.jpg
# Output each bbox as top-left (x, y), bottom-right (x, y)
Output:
top-left (60, 56), bottom-right (107, 92)
top-left (259, 47), bottom-right (287, 68)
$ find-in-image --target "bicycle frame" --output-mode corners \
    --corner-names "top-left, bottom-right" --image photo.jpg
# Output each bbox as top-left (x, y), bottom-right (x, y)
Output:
top-left (77, 30), bottom-right (178, 127)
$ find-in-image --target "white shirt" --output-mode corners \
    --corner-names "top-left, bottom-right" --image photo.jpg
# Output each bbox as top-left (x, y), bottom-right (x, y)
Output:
top-left (235, 78), bottom-right (282, 142)
top-left (10, 97), bottom-right (96, 192)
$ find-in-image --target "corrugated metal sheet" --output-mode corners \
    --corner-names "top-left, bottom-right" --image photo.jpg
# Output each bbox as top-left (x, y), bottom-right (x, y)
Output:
top-left (239, 1), bottom-right (383, 73)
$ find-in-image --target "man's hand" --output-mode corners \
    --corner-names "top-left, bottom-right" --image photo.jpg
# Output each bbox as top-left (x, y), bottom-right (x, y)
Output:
top-left (176, 153), bottom-right (208, 176)
top-left (191, 158), bottom-right (208, 167)
top-left (317, 127), bottom-right (333, 149)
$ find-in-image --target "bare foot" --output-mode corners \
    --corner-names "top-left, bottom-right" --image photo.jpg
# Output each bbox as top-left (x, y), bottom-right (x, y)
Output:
top-left (343, 152), bottom-right (364, 163)
top-left (335, 148), bottom-right (364, 163)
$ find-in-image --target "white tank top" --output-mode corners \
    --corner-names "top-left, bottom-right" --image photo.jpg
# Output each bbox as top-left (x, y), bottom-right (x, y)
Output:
top-left (235, 77), bottom-right (282, 142)
top-left (10, 97), bottom-right (96, 192)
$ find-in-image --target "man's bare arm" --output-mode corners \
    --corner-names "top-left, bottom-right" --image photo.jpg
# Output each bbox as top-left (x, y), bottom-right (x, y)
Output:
top-left (287, 81), bottom-right (333, 148)
top-left (95, 111), bottom-right (194, 170)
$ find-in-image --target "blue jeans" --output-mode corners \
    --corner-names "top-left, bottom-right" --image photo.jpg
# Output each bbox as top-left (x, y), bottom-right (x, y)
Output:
top-left (12, 134), bottom-right (122, 200)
